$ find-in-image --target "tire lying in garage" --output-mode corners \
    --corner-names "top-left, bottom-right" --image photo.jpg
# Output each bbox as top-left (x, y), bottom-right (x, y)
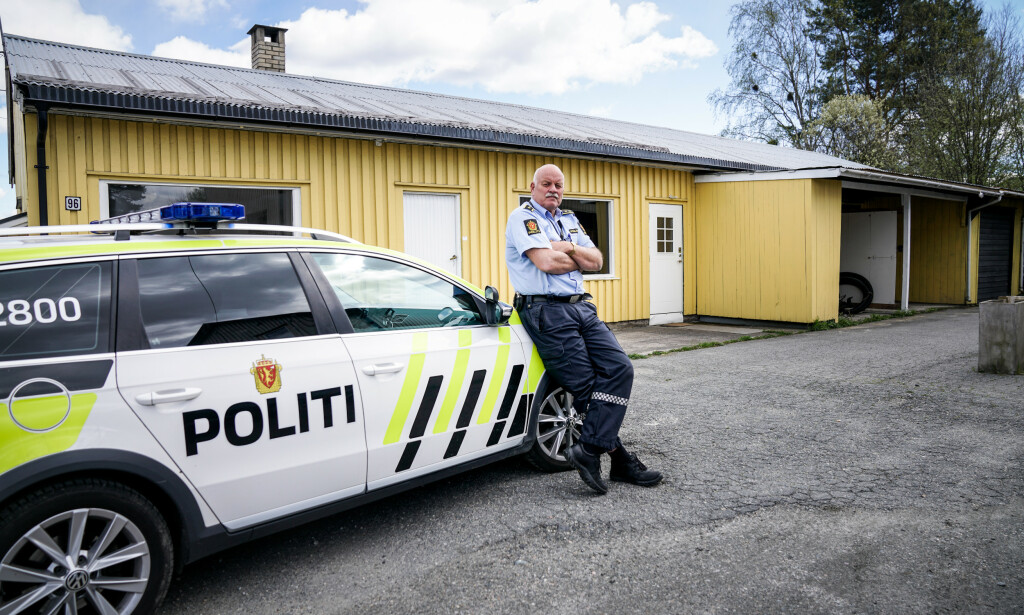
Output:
top-left (839, 272), bottom-right (874, 315)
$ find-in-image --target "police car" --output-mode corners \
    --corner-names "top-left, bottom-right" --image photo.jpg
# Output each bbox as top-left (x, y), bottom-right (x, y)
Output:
top-left (0, 204), bottom-right (581, 614)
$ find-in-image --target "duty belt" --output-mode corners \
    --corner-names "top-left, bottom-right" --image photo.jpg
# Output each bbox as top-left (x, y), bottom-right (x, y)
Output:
top-left (519, 293), bottom-right (592, 304)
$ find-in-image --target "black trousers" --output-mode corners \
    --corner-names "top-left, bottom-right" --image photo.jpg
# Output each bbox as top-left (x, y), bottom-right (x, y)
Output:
top-left (518, 299), bottom-right (633, 451)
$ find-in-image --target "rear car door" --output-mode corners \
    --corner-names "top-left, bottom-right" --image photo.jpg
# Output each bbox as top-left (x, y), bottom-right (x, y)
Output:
top-left (306, 251), bottom-right (531, 491)
top-left (115, 250), bottom-right (366, 530)
top-left (0, 259), bottom-right (122, 473)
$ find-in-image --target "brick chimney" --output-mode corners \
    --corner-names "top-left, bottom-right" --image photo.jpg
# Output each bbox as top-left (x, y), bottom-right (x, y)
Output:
top-left (248, 24), bottom-right (287, 72)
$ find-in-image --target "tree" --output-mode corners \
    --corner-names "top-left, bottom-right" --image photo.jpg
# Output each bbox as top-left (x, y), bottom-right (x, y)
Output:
top-left (708, 0), bottom-right (824, 149)
top-left (906, 5), bottom-right (1024, 186)
top-left (806, 94), bottom-right (899, 169)
top-left (808, 0), bottom-right (987, 141)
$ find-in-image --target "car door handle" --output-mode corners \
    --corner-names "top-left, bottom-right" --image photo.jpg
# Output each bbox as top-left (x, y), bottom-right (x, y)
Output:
top-left (362, 362), bottom-right (404, 376)
top-left (135, 388), bottom-right (203, 406)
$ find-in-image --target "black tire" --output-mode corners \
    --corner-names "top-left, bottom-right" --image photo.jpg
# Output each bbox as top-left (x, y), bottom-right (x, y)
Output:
top-left (0, 478), bottom-right (174, 615)
top-left (525, 386), bottom-right (583, 472)
top-left (839, 271), bottom-right (874, 315)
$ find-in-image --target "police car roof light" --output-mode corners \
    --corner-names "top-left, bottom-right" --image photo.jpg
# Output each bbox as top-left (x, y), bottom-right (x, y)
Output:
top-left (159, 203), bottom-right (246, 222)
top-left (92, 203), bottom-right (245, 226)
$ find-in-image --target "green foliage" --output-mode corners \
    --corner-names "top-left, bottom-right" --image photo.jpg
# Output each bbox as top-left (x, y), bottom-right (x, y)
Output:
top-left (905, 6), bottom-right (1024, 186)
top-left (805, 94), bottom-right (900, 169)
top-left (713, 0), bottom-right (1024, 187)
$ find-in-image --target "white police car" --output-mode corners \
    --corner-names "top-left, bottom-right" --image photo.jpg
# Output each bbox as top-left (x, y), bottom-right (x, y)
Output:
top-left (0, 204), bottom-right (581, 614)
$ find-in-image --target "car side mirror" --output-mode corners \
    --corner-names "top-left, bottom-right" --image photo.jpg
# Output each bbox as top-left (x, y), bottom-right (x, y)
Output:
top-left (483, 285), bottom-right (513, 326)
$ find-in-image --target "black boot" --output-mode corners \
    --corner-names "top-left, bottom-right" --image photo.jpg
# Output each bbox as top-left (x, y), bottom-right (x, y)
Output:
top-left (609, 446), bottom-right (662, 486)
top-left (566, 443), bottom-right (608, 494)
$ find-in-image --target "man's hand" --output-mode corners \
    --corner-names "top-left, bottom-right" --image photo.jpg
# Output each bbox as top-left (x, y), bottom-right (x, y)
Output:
top-left (559, 242), bottom-right (603, 272)
top-left (525, 246), bottom-right (578, 274)
top-left (526, 242), bottom-right (603, 274)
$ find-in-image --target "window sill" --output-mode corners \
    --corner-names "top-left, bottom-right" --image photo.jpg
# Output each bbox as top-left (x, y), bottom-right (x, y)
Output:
top-left (582, 274), bottom-right (618, 281)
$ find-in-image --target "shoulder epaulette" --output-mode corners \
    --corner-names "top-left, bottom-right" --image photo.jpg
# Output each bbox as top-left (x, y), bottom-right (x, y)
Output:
top-left (522, 202), bottom-right (535, 212)
top-left (561, 209), bottom-right (573, 215)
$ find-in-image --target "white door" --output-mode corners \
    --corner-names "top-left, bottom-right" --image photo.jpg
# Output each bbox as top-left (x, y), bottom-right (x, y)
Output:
top-left (649, 203), bottom-right (684, 324)
top-left (404, 193), bottom-right (461, 276)
top-left (840, 212), bottom-right (897, 305)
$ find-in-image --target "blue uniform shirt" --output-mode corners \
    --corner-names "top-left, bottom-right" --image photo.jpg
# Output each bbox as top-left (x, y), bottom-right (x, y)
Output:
top-left (505, 199), bottom-right (596, 295)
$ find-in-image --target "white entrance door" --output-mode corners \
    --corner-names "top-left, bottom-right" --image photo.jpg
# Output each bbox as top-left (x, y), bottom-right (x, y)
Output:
top-left (649, 203), bottom-right (684, 324)
top-left (404, 193), bottom-right (461, 276)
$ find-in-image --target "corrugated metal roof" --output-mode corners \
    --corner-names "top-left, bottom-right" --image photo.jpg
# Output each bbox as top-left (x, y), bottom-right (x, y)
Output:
top-left (4, 34), bottom-right (870, 173)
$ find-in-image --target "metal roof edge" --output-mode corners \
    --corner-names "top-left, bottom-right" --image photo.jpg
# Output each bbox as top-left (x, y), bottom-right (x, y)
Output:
top-left (695, 166), bottom-right (1024, 199)
top-left (838, 168), bottom-right (1023, 198)
top-left (17, 84), bottom-right (780, 173)
top-left (694, 168), bottom-right (843, 183)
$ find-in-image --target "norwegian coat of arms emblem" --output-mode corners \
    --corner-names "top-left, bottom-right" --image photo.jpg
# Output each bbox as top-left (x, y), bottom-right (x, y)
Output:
top-left (250, 355), bottom-right (283, 394)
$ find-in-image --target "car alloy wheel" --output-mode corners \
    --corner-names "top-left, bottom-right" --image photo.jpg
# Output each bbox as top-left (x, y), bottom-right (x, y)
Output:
top-left (526, 386), bottom-right (584, 472)
top-left (0, 507), bottom-right (151, 614)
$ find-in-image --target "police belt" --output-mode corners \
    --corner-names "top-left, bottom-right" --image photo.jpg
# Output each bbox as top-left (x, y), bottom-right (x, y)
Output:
top-left (518, 293), bottom-right (592, 304)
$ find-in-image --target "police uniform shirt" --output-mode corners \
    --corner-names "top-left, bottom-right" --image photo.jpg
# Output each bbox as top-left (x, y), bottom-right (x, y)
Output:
top-left (505, 199), bottom-right (596, 296)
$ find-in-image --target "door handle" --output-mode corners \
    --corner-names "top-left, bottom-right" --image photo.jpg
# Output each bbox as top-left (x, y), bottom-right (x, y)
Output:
top-left (135, 387), bottom-right (202, 406)
top-left (362, 362), bottom-right (405, 376)
top-left (449, 255), bottom-right (457, 261)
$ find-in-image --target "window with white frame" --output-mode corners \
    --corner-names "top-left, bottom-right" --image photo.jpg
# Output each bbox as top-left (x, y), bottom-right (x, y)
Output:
top-left (100, 182), bottom-right (299, 226)
top-left (519, 196), bottom-right (613, 275)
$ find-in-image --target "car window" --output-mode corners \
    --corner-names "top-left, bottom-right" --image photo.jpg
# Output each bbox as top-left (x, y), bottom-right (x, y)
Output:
top-left (0, 262), bottom-right (112, 361)
top-left (136, 253), bottom-right (316, 348)
top-left (311, 253), bottom-right (484, 331)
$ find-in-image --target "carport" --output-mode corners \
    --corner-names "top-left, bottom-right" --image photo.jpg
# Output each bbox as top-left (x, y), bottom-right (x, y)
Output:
top-left (694, 167), bottom-right (1023, 323)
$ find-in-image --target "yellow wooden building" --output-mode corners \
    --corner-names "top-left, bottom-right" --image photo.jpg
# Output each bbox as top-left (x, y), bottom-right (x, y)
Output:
top-left (4, 31), bottom-right (1022, 325)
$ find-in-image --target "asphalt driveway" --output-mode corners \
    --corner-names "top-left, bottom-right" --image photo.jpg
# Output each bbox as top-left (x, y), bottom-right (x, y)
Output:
top-left (160, 307), bottom-right (1023, 614)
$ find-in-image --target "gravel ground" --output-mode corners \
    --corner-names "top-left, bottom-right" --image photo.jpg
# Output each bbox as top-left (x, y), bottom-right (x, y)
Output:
top-left (160, 307), bottom-right (1023, 614)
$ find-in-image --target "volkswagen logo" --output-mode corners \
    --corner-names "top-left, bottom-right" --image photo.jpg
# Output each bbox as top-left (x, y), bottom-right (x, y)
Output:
top-left (64, 569), bottom-right (89, 592)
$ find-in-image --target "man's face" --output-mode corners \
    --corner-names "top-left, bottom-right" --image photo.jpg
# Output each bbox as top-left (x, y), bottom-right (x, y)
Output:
top-left (530, 167), bottom-right (564, 212)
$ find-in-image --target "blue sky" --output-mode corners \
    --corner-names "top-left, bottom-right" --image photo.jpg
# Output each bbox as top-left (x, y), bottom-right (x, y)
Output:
top-left (0, 0), bottom-right (1020, 218)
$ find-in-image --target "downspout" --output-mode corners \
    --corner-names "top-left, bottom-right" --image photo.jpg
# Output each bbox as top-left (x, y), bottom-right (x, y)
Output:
top-left (965, 192), bottom-right (1004, 303)
top-left (34, 104), bottom-right (48, 227)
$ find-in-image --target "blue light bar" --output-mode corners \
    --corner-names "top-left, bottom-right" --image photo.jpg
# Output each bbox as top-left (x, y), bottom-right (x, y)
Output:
top-left (160, 203), bottom-right (245, 222)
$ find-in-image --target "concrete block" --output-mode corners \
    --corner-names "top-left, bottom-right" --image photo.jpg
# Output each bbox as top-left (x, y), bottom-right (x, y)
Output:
top-left (979, 296), bottom-right (1024, 374)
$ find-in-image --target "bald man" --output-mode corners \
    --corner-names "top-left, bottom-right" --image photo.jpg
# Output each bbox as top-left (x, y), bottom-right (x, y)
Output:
top-left (504, 164), bottom-right (662, 494)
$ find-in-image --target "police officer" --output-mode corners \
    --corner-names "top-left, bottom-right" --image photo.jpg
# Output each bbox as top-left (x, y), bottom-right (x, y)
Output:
top-left (505, 164), bottom-right (662, 494)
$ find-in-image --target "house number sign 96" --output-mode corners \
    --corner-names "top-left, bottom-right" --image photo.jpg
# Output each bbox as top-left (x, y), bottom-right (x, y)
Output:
top-left (65, 196), bottom-right (81, 211)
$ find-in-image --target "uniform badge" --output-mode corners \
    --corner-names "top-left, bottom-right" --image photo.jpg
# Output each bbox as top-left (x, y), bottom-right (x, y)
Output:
top-left (569, 228), bottom-right (579, 235)
top-left (524, 219), bottom-right (541, 235)
top-left (250, 355), bottom-right (283, 394)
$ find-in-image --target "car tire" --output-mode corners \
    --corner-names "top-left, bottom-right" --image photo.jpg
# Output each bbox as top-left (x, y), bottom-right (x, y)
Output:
top-left (0, 478), bottom-right (174, 615)
top-left (839, 271), bottom-right (874, 315)
top-left (525, 386), bottom-right (583, 472)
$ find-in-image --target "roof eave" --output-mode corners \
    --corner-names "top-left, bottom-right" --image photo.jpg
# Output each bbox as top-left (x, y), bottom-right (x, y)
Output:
top-left (16, 82), bottom-right (780, 174)
top-left (695, 166), bottom-right (1024, 200)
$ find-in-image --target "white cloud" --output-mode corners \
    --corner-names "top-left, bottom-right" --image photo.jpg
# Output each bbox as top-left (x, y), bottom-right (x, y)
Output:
top-left (152, 0), bottom-right (716, 94)
top-left (151, 36), bottom-right (249, 68)
top-left (157, 0), bottom-right (229, 22)
top-left (0, 0), bottom-right (132, 50)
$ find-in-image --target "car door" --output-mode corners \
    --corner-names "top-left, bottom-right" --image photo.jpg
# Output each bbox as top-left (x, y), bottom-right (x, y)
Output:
top-left (115, 250), bottom-right (366, 530)
top-left (305, 251), bottom-right (531, 491)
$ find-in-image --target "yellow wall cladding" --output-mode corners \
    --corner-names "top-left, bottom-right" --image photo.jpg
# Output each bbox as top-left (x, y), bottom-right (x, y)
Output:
top-left (695, 179), bottom-right (841, 323)
top-left (19, 113), bottom-right (695, 323)
top-left (906, 198), bottom-right (967, 304)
